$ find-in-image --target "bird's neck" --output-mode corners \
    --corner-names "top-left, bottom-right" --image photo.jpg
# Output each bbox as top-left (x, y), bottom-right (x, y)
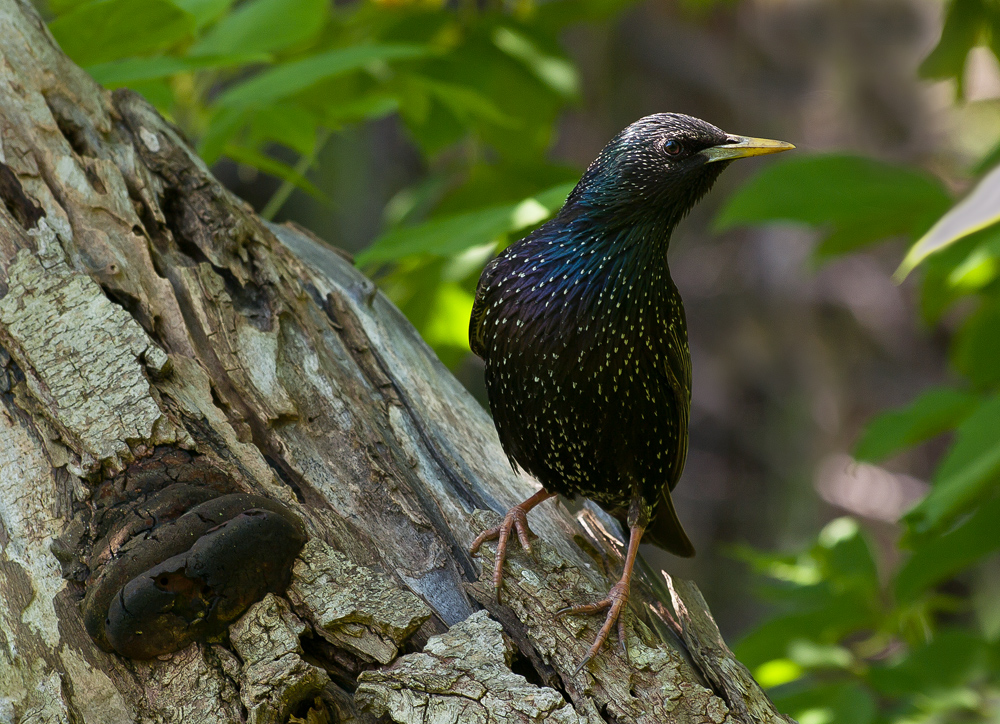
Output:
top-left (563, 209), bottom-right (678, 287)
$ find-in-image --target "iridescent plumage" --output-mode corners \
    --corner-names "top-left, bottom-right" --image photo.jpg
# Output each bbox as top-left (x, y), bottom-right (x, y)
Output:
top-left (470, 113), bottom-right (793, 668)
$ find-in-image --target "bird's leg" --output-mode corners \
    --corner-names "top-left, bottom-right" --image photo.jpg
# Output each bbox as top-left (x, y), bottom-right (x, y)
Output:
top-left (470, 489), bottom-right (556, 596)
top-left (557, 495), bottom-right (648, 673)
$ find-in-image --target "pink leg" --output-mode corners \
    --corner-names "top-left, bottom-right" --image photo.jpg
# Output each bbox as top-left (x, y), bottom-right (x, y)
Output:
top-left (557, 520), bottom-right (645, 673)
top-left (470, 489), bottom-right (556, 597)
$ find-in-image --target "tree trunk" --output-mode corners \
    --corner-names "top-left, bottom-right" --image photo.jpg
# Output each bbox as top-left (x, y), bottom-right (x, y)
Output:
top-left (0, 2), bottom-right (791, 722)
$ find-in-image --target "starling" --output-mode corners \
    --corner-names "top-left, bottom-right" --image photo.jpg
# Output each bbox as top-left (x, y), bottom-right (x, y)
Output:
top-left (469, 113), bottom-right (793, 668)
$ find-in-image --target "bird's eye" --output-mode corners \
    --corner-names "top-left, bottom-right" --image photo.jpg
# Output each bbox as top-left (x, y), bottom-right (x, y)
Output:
top-left (663, 140), bottom-right (682, 156)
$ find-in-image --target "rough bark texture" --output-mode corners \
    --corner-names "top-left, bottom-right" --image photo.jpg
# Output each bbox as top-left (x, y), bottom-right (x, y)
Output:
top-left (0, 2), bottom-right (790, 722)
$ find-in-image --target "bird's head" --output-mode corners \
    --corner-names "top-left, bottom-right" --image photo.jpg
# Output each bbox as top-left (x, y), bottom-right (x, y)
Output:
top-left (564, 113), bottom-right (793, 231)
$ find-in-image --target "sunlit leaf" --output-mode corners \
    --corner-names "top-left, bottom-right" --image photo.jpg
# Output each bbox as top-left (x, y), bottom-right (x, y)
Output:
top-left (919, 0), bottom-right (995, 90)
top-left (86, 52), bottom-right (268, 86)
top-left (787, 640), bottom-right (853, 670)
top-left (904, 394), bottom-right (1000, 537)
top-left (755, 659), bottom-right (803, 688)
top-left (492, 27), bottom-right (579, 98)
top-left (222, 144), bottom-right (326, 200)
top-left (946, 225), bottom-right (1000, 291)
top-left (189, 0), bottom-right (327, 56)
top-left (715, 155), bottom-right (951, 259)
top-left (49, 0), bottom-right (195, 67)
top-left (897, 163), bottom-right (1000, 279)
top-left (854, 387), bottom-right (979, 463)
top-left (896, 497), bottom-right (1000, 601)
top-left (423, 282), bottom-right (476, 351)
top-left (356, 181), bottom-right (575, 265)
top-left (735, 519), bottom-right (881, 669)
top-left (216, 44), bottom-right (428, 111)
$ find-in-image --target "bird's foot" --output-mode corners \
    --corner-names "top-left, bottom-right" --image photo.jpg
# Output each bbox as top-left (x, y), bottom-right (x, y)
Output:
top-left (470, 489), bottom-right (555, 600)
top-left (470, 505), bottom-right (539, 598)
top-left (556, 578), bottom-right (631, 675)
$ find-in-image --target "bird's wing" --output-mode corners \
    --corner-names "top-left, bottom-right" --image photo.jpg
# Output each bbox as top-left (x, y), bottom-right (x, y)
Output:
top-left (661, 308), bottom-right (692, 491)
top-left (641, 298), bottom-right (697, 555)
top-left (469, 255), bottom-right (503, 359)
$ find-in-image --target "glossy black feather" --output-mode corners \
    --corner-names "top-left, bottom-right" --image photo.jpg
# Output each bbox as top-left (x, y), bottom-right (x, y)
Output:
top-left (471, 113), bottom-right (738, 557)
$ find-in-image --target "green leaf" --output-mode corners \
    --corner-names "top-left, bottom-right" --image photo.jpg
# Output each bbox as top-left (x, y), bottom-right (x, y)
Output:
top-left (199, 106), bottom-right (247, 164)
top-left (854, 388), bottom-right (979, 463)
top-left (415, 76), bottom-right (520, 128)
top-left (897, 163), bottom-right (1000, 279)
top-left (714, 155), bottom-right (951, 260)
top-left (216, 44), bottom-right (428, 111)
top-left (247, 105), bottom-right (319, 156)
top-left (356, 181), bottom-right (575, 266)
top-left (423, 282), bottom-right (476, 351)
top-left (772, 682), bottom-right (877, 724)
top-left (188, 0), bottom-right (327, 56)
top-left (322, 95), bottom-right (399, 125)
top-left (222, 144), bottom-right (326, 200)
top-left (973, 137), bottom-right (1000, 175)
top-left (172, 0), bottom-right (233, 29)
top-left (896, 497), bottom-right (1000, 601)
top-left (945, 224), bottom-right (1000, 292)
top-left (86, 52), bottom-right (268, 86)
top-left (904, 394), bottom-right (1000, 537)
top-left (48, 0), bottom-right (93, 13)
top-left (492, 27), bottom-right (579, 98)
top-left (919, 0), bottom-right (996, 87)
top-left (49, 0), bottom-right (195, 67)
top-left (953, 293), bottom-right (1000, 387)
top-left (868, 630), bottom-right (992, 696)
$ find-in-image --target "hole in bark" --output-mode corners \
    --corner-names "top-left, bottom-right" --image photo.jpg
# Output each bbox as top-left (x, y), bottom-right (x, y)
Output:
top-left (161, 188), bottom-right (212, 266)
top-left (216, 264), bottom-right (274, 332)
top-left (287, 695), bottom-right (333, 724)
top-left (102, 286), bottom-right (157, 341)
top-left (130, 187), bottom-right (164, 246)
top-left (210, 384), bottom-right (230, 414)
top-left (509, 649), bottom-right (545, 688)
top-left (0, 163), bottom-right (43, 230)
top-left (264, 454), bottom-right (306, 504)
top-left (298, 633), bottom-right (373, 692)
top-left (45, 93), bottom-right (98, 157)
top-left (83, 165), bottom-right (107, 194)
top-left (159, 188), bottom-right (275, 332)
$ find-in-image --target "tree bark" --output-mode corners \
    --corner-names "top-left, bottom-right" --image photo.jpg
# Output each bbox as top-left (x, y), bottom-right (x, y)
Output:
top-left (0, 2), bottom-right (791, 722)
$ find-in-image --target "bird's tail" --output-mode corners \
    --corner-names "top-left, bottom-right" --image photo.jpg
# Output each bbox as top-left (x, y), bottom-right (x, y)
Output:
top-left (644, 488), bottom-right (695, 557)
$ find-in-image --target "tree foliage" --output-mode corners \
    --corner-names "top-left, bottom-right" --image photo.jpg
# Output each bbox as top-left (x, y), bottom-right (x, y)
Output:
top-left (39, 0), bottom-right (633, 364)
top-left (717, 4), bottom-right (1000, 720)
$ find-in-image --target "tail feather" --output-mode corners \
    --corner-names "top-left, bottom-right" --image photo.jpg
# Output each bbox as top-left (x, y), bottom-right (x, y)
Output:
top-left (643, 488), bottom-right (695, 557)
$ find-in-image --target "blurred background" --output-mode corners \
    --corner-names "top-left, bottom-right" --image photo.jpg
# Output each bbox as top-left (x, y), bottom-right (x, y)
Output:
top-left (39, 0), bottom-right (1000, 721)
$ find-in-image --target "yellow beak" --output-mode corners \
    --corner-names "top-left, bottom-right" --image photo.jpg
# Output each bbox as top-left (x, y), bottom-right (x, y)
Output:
top-left (701, 135), bottom-right (795, 163)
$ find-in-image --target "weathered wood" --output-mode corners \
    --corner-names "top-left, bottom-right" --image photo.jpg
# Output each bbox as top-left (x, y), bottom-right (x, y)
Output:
top-left (0, 0), bottom-right (790, 721)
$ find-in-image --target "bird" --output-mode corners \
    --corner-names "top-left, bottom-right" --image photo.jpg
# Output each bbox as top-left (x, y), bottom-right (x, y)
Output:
top-left (468, 113), bottom-right (793, 670)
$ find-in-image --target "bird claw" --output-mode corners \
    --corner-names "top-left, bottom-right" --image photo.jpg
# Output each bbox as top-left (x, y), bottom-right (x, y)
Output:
top-left (558, 580), bottom-right (631, 673)
top-left (470, 505), bottom-right (539, 599)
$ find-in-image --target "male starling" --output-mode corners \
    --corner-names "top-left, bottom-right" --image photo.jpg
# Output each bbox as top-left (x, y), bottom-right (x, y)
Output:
top-left (469, 113), bottom-right (793, 668)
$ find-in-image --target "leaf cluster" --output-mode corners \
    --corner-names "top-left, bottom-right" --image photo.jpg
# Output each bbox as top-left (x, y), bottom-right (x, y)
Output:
top-left (41, 0), bottom-right (634, 361)
top-left (717, 6), bottom-right (1000, 720)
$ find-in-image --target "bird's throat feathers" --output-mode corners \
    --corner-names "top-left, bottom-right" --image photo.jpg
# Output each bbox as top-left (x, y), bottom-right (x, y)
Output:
top-left (560, 150), bottom-right (728, 244)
